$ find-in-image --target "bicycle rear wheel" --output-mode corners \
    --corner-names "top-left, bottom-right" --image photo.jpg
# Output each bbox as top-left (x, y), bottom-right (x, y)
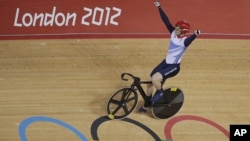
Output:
top-left (152, 87), bottom-right (184, 119)
top-left (106, 88), bottom-right (138, 119)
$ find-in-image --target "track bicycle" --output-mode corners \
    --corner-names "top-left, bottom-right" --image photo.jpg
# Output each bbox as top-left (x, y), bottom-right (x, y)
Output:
top-left (106, 73), bottom-right (184, 119)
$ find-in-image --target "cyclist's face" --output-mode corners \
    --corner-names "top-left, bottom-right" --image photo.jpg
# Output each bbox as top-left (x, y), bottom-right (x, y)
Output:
top-left (175, 26), bottom-right (182, 35)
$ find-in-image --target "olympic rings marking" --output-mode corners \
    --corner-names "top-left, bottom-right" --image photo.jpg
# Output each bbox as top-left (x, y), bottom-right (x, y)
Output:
top-left (18, 115), bottom-right (229, 141)
top-left (19, 116), bottom-right (87, 141)
top-left (164, 115), bottom-right (230, 140)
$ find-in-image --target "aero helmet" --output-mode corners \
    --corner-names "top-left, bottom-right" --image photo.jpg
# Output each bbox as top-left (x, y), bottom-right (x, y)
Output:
top-left (175, 20), bottom-right (191, 33)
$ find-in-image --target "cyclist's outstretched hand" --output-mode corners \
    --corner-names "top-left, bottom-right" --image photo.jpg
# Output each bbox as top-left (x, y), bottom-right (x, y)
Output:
top-left (194, 29), bottom-right (201, 36)
top-left (154, 0), bottom-right (160, 8)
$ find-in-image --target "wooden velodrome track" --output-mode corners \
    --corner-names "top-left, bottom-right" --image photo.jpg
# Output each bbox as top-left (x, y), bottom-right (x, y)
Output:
top-left (0, 38), bottom-right (249, 141)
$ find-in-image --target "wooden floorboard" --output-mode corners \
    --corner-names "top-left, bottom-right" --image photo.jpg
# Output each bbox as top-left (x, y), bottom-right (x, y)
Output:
top-left (0, 39), bottom-right (249, 141)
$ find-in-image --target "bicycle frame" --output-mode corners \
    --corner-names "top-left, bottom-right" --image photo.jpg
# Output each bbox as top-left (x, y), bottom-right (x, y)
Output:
top-left (106, 73), bottom-right (184, 119)
top-left (121, 73), bottom-right (152, 102)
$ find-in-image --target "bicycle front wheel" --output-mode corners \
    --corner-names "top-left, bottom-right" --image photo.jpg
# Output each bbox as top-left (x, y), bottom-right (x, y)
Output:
top-left (106, 88), bottom-right (138, 119)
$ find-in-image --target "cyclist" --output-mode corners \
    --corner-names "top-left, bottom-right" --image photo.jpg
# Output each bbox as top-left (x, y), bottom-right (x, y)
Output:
top-left (140, 0), bottom-right (201, 112)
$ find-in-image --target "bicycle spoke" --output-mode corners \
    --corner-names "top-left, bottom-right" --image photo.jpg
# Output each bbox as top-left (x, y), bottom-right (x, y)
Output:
top-left (122, 104), bottom-right (129, 114)
top-left (124, 96), bottom-right (136, 103)
top-left (111, 105), bottom-right (123, 115)
top-left (109, 99), bottom-right (121, 105)
top-left (121, 89), bottom-right (131, 99)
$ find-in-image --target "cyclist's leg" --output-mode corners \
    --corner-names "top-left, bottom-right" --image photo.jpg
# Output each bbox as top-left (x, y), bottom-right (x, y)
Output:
top-left (146, 77), bottom-right (153, 96)
top-left (151, 72), bottom-right (163, 90)
top-left (148, 59), bottom-right (166, 92)
top-left (138, 77), bottom-right (155, 112)
top-left (146, 60), bottom-right (166, 105)
top-left (138, 78), bottom-right (153, 112)
top-left (139, 59), bottom-right (165, 112)
top-left (150, 72), bottom-right (164, 103)
top-left (150, 64), bottom-right (180, 103)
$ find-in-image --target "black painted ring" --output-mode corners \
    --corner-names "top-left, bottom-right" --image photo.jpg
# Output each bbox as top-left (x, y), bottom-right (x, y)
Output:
top-left (90, 116), bottom-right (161, 141)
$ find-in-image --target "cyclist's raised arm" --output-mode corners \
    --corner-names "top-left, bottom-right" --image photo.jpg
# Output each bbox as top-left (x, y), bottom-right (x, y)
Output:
top-left (184, 30), bottom-right (201, 47)
top-left (154, 1), bottom-right (175, 33)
